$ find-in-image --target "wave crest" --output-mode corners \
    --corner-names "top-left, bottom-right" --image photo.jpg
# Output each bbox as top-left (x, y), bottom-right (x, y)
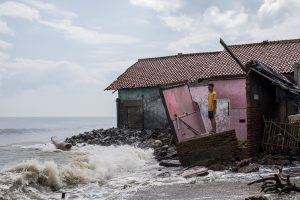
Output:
top-left (5, 145), bottom-right (154, 192)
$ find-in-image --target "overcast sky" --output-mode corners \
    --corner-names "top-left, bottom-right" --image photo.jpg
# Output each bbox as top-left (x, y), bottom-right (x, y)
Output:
top-left (0, 0), bottom-right (300, 117)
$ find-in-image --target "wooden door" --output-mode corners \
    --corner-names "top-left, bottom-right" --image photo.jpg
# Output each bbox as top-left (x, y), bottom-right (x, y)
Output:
top-left (127, 106), bottom-right (143, 129)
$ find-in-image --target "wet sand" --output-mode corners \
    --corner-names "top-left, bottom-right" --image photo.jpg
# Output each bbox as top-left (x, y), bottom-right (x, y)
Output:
top-left (129, 181), bottom-right (300, 200)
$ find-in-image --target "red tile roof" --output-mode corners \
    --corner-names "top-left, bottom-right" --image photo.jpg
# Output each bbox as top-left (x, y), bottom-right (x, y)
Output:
top-left (106, 39), bottom-right (300, 90)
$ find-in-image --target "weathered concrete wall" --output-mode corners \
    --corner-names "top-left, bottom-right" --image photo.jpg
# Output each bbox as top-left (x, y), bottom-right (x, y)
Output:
top-left (118, 87), bottom-right (169, 129)
top-left (190, 79), bottom-right (247, 140)
top-left (118, 79), bottom-right (247, 135)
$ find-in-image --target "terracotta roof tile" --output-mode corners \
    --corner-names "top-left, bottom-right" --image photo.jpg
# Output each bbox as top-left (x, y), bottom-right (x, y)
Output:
top-left (106, 39), bottom-right (300, 90)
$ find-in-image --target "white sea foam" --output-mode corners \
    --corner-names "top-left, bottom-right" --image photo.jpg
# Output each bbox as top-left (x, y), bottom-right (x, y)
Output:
top-left (20, 143), bottom-right (61, 152)
top-left (2, 145), bottom-right (154, 194)
top-left (3, 145), bottom-right (299, 200)
top-left (69, 145), bottom-right (154, 183)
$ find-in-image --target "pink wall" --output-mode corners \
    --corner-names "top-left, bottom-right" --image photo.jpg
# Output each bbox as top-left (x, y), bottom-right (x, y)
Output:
top-left (212, 79), bottom-right (246, 108)
top-left (189, 79), bottom-right (247, 140)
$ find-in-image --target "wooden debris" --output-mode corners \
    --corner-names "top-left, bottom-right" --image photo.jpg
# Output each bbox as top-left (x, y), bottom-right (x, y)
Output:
top-left (179, 166), bottom-right (208, 178)
top-left (248, 166), bottom-right (300, 194)
top-left (51, 136), bottom-right (72, 151)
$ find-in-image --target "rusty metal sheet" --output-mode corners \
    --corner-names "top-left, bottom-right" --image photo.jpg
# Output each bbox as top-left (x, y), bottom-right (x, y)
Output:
top-left (161, 85), bottom-right (206, 142)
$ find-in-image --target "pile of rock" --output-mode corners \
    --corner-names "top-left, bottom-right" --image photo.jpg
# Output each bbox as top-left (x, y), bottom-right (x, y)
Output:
top-left (66, 128), bottom-right (152, 147)
top-left (65, 128), bottom-right (179, 162)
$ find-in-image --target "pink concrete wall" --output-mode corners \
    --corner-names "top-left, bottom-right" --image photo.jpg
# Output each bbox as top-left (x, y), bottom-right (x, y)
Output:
top-left (190, 79), bottom-right (247, 140)
top-left (212, 79), bottom-right (246, 108)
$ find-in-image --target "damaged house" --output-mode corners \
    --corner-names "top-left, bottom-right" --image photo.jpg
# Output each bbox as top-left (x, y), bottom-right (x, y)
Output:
top-left (245, 60), bottom-right (300, 156)
top-left (106, 39), bottom-right (300, 157)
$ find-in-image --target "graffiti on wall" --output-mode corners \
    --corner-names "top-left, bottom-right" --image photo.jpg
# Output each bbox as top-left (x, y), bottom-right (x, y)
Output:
top-left (196, 98), bottom-right (230, 132)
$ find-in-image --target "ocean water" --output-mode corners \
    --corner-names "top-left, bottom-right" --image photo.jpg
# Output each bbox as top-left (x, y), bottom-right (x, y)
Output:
top-left (0, 117), bottom-right (295, 199)
top-left (0, 117), bottom-right (116, 146)
top-left (0, 117), bottom-right (163, 199)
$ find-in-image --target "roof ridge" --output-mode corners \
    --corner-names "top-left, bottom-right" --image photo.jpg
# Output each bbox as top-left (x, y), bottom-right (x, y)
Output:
top-left (138, 51), bottom-right (221, 61)
top-left (227, 38), bottom-right (300, 48)
top-left (138, 38), bottom-right (300, 61)
top-left (106, 38), bottom-right (300, 90)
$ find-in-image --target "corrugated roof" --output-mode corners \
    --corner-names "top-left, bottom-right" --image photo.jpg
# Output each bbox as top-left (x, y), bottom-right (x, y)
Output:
top-left (248, 60), bottom-right (300, 95)
top-left (106, 39), bottom-right (300, 90)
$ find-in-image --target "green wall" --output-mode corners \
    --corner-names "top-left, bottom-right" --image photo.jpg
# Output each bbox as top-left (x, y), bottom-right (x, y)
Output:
top-left (118, 87), bottom-right (169, 129)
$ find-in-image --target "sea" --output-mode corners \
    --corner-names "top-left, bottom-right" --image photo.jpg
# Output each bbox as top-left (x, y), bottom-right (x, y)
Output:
top-left (0, 117), bottom-right (295, 200)
top-left (0, 117), bottom-right (186, 200)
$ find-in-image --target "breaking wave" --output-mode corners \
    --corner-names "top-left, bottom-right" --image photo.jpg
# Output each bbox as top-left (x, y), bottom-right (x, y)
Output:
top-left (0, 145), bottom-right (154, 199)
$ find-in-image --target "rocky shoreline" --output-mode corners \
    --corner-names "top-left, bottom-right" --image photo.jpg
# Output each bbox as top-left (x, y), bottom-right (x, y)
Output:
top-left (65, 128), bottom-right (300, 170)
top-left (64, 128), bottom-right (257, 170)
top-left (64, 128), bottom-right (300, 199)
top-left (65, 128), bottom-right (178, 163)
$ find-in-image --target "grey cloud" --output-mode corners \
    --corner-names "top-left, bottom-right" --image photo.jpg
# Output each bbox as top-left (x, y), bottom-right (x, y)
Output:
top-left (0, 1), bottom-right (139, 46)
top-left (150, 0), bottom-right (300, 52)
top-left (0, 57), bottom-right (98, 95)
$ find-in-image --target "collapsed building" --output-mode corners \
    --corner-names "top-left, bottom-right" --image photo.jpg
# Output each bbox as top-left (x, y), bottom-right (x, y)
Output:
top-left (106, 39), bottom-right (300, 158)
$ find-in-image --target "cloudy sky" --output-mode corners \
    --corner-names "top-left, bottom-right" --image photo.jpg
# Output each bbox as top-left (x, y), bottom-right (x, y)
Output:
top-left (0, 0), bottom-right (300, 117)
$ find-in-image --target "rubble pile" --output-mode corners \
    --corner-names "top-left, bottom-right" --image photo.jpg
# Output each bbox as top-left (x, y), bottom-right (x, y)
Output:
top-left (65, 128), bottom-right (178, 162)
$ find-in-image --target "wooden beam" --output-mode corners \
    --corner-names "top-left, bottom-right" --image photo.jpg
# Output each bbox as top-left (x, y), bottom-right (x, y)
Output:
top-left (220, 38), bottom-right (247, 73)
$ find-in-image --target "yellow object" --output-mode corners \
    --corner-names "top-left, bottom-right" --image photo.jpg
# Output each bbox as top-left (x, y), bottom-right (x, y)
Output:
top-left (208, 91), bottom-right (217, 111)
